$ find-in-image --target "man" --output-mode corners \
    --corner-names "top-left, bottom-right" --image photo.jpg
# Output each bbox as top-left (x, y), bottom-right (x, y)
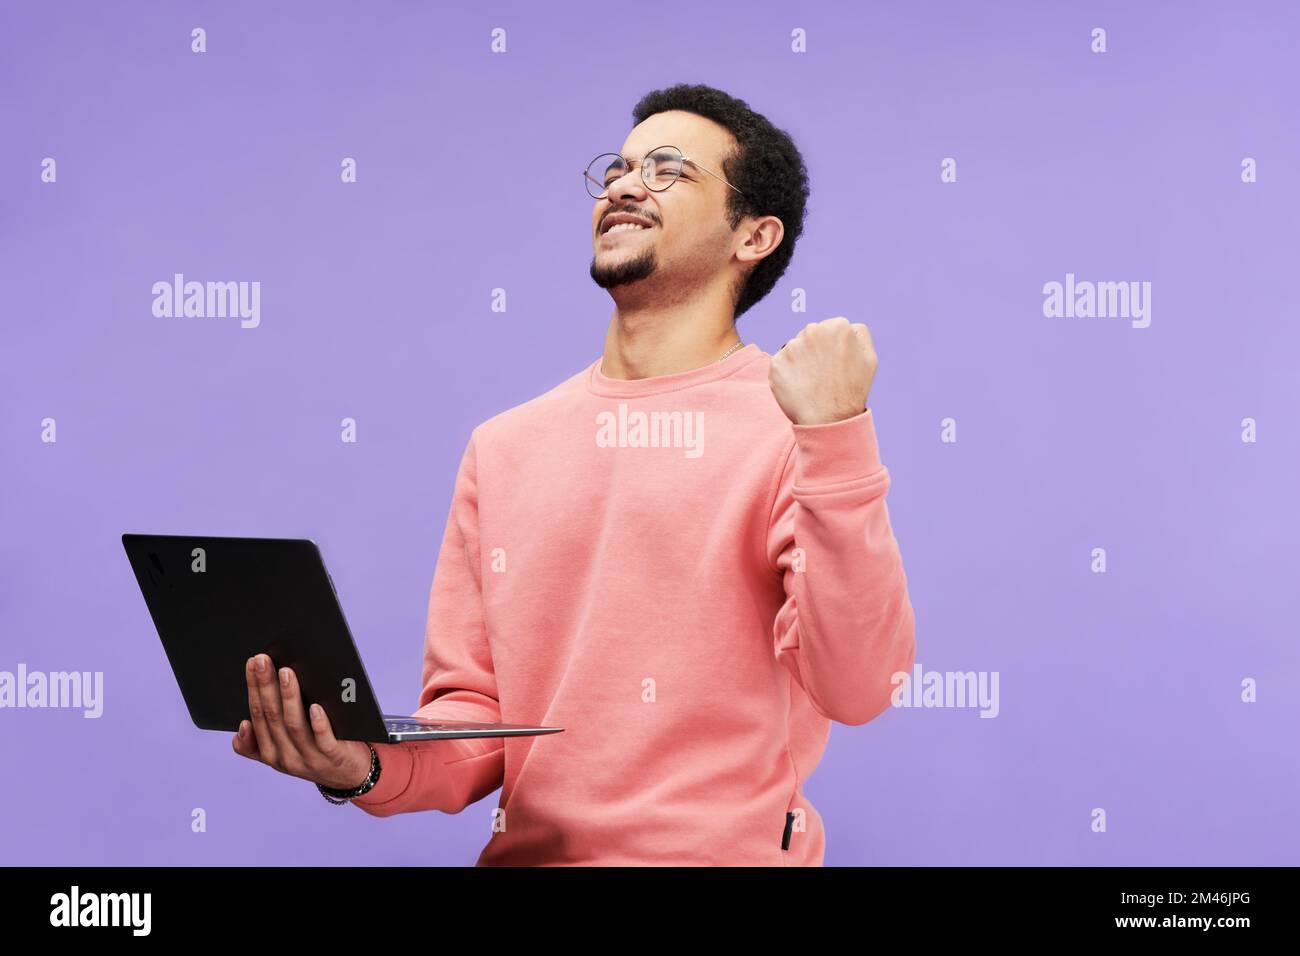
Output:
top-left (233, 83), bottom-right (916, 866)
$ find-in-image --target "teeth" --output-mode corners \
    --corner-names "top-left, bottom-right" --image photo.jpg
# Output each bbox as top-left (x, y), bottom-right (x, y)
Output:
top-left (606, 222), bottom-right (648, 234)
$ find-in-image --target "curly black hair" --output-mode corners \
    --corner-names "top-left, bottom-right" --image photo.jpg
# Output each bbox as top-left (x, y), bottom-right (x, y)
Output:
top-left (630, 83), bottom-right (810, 321)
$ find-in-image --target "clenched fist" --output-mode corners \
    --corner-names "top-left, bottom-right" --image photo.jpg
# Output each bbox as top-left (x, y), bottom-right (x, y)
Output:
top-left (768, 317), bottom-right (878, 425)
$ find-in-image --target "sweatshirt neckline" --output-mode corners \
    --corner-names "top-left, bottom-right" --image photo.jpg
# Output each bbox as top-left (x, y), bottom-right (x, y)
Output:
top-left (586, 344), bottom-right (763, 397)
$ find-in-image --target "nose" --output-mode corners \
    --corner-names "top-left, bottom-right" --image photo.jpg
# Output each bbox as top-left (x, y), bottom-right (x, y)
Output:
top-left (595, 169), bottom-right (650, 237)
top-left (604, 164), bottom-right (648, 204)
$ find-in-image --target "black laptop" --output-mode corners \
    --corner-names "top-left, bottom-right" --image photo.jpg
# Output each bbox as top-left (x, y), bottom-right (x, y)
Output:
top-left (121, 533), bottom-right (563, 743)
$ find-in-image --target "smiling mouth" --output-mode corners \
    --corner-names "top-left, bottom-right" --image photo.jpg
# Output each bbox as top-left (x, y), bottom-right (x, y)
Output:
top-left (600, 223), bottom-right (654, 240)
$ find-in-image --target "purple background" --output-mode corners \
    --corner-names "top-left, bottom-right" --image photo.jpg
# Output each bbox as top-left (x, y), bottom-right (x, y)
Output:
top-left (2, 0), bottom-right (1297, 866)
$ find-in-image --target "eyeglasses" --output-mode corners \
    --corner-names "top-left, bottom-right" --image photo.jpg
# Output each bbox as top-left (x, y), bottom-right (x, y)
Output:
top-left (583, 145), bottom-right (748, 200)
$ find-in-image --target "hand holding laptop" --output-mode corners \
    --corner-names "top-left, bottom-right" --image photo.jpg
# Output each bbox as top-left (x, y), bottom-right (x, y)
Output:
top-left (232, 653), bottom-right (373, 791)
top-left (122, 534), bottom-right (563, 749)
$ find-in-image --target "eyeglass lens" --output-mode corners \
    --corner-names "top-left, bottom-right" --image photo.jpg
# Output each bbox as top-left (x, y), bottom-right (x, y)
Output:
top-left (585, 147), bottom-right (684, 198)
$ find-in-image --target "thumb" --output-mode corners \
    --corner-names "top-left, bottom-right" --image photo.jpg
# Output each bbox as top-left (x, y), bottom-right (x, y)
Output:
top-left (308, 702), bottom-right (344, 754)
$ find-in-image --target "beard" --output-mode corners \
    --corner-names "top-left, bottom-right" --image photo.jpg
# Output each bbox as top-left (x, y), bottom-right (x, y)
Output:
top-left (589, 245), bottom-right (658, 290)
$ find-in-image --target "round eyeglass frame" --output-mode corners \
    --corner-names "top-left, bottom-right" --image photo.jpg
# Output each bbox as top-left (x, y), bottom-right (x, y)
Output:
top-left (583, 145), bottom-right (748, 200)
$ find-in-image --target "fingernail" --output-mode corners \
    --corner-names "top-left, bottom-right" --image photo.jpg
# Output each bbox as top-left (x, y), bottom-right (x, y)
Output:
top-left (279, 667), bottom-right (289, 687)
top-left (237, 723), bottom-right (245, 737)
top-left (256, 655), bottom-right (266, 673)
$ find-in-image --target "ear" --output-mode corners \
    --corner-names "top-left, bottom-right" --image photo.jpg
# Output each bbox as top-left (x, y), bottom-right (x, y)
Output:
top-left (736, 214), bottom-right (784, 265)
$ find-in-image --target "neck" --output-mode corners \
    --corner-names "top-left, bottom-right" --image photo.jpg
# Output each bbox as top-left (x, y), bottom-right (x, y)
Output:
top-left (599, 305), bottom-right (741, 381)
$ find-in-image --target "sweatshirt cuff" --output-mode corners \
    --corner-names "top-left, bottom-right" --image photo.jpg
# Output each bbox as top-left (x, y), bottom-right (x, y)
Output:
top-left (790, 407), bottom-right (884, 488)
top-left (350, 742), bottom-right (414, 808)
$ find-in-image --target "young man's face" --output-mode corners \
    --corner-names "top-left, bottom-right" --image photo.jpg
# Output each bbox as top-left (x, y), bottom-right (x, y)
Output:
top-left (589, 109), bottom-right (745, 297)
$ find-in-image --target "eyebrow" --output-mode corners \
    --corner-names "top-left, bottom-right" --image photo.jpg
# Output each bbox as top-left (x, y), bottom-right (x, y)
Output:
top-left (619, 150), bottom-right (701, 175)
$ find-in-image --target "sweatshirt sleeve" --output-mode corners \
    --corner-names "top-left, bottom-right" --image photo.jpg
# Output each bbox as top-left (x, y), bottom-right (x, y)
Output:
top-left (765, 407), bottom-right (917, 726)
top-left (352, 431), bottom-right (507, 816)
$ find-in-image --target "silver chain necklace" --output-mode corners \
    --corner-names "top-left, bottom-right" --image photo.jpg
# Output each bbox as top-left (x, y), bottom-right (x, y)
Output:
top-left (719, 341), bottom-right (744, 362)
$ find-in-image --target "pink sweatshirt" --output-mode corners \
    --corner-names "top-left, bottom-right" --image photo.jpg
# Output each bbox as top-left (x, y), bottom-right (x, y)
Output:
top-left (351, 344), bottom-right (916, 865)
